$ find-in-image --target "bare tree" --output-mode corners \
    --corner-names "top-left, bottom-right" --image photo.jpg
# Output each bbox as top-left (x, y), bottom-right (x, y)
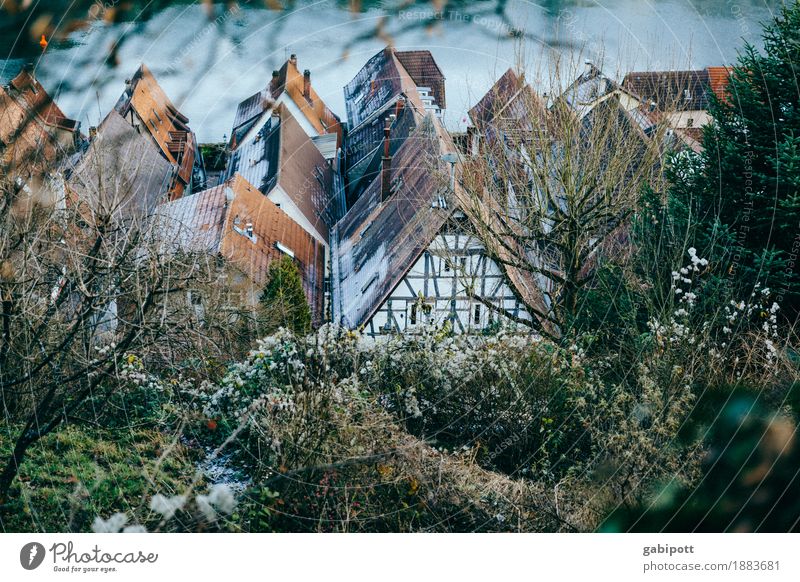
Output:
top-left (462, 58), bottom-right (666, 337)
top-left (0, 147), bottom-right (222, 500)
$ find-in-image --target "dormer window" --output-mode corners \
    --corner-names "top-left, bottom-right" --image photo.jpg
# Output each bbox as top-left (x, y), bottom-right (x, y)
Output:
top-left (684, 89), bottom-right (691, 101)
top-left (275, 241), bottom-right (295, 258)
top-left (687, 118), bottom-right (694, 127)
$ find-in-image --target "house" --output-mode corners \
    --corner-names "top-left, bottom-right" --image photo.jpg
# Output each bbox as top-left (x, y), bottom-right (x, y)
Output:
top-left (331, 87), bottom-right (544, 336)
top-left (224, 103), bottom-right (336, 249)
top-left (113, 64), bottom-right (206, 200)
top-left (0, 67), bottom-right (80, 181)
top-left (55, 109), bottom-right (174, 220)
top-left (466, 67), bottom-right (547, 157)
top-left (342, 47), bottom-right (446, 208)
top-left (463, 65), bottom-right (658, 325)
top-left (228, 54), bottom-right (343, 156)
top-left (153, 173), bottom-right (326, 325)
top-left (622, 66), bottom-right (731, 149)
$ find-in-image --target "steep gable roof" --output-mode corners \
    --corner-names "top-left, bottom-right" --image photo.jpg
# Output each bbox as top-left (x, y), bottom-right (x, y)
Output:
top-left (226, 104), bottom-right (336, 243)
top-left (230, 55), bottom-right (342, 149)
top-left (343, 47), bottom-right (432, 129)
top-left (0, 67), bottom-right (79, 176)
top-left (114, 64), bottom-right (197, 199)
top-left (332, 111), bottom-right (547, 331)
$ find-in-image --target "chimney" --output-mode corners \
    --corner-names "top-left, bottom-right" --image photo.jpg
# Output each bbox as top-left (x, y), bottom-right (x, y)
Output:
top-left (584, 60), bottom-right (593, 76)
top-left (270, 70), bottom-right (280, 93)
top-left (88, 126), bottom-right (97, 140)
top-left (303, 69), bottom-right (311, 101)
top-left (394, 96), bottom-right (406, 118)
top-left (381, 116), bottom-right (392, 202)
top-left (289, 54), bottom-right (297, 66)
top-left (246, 222), bottom-right (254, 237)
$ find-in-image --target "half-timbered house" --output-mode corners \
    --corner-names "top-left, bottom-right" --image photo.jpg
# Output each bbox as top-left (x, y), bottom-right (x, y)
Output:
top-left (331, 98), bottom-right (545, 336)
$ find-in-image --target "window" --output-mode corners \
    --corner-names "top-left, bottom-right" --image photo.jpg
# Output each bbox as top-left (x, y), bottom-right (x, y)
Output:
top-left (687, 118), bottom-right (694, 127)
top-left (474, 304), bottom-right (481, 325)
top-left (444, 258), bottom-right (451, 272)
top-left (684, 89), bottom-right (691, 101)
top-left (410, 303), bottom-right (417, 325)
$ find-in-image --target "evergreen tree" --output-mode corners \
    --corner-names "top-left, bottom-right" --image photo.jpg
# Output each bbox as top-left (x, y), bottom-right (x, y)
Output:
top-left (665, 2), bottom-right (800, 313)
top-left (259, 256), bottom-right (312, 335)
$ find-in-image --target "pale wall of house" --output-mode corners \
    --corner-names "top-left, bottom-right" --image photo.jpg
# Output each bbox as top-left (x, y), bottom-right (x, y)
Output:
top-left (666, 110), bottom-right (712, 129)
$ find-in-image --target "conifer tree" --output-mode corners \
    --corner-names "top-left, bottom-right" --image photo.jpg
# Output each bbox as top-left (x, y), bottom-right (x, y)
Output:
top-left (259, 256), bottom-right (312, 335)
top-left (664, 2), bottom-right (800, 313)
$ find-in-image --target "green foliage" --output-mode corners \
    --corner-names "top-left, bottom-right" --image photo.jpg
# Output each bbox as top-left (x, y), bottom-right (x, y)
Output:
top-left (259, 256), bottom-right (312, 335)
top-left (0, 424), bottom-right (199, 532)
top-left (661, 2), bottom-right (800, 314)
top-left (601, 390), bottom-right (800, 532)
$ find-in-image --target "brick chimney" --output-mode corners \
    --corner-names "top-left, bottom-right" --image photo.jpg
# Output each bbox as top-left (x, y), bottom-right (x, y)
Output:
top-left (303, 69), bottom-right (311, 101)
top-left (394, 96), bottom-right (406, 118)
top-left (381, 116), bottom-right (392, 202)
top-left (289, 54), bottom-right (297, 66)
top-left (269, 70), bottom-right (280, 94)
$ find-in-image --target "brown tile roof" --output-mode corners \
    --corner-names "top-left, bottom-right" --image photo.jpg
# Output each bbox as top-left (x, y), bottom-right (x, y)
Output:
top-left (8, 68), bottom-right (78, 131)
top-left (154, 173), bottom-right (326, 324)
top-left (0, 68), bottom-right (79, 176)
top-left (468, 68), bottom-right (545, 143)
top-left (275, 105), bottom-right (336, 241)
top-left (230, 56), bottom-right (342, 150)
top-left (226, 104), bottom-right (336, 243)
top-left (706, 66), bottom-right (731, 99)
top-left (395, 50), bottom-right (446, 110)
top-left (115, 64), bottom-right (197, 199)
top-left (622, 68), bottom-right (718, 111)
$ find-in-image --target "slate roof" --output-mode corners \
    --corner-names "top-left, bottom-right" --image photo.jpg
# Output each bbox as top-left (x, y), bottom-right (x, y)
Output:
top-left (345, 99), bottom-right (420, 203)
top-left (343, 47), bottom-right (438, 129)
top-left (154, 173), bottom-right (326, 324)
top-left (559, 64), bottom-right (627, 116)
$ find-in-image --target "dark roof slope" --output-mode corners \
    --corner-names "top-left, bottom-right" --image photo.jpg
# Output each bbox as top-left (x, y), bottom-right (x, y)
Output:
top-left (622, 69), bottom-right (712, 111)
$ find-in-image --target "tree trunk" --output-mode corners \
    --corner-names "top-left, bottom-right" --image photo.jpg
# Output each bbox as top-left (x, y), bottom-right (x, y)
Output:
top-left (0, 432), bottom-right (32, 502)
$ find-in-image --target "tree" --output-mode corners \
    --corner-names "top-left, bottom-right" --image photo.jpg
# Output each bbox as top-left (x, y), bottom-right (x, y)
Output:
top-left (0, 153), bottom-right (213, 501)
top-left (259, 256), bottom-right (312, 336)
top-left (463, 60), bottom-right (665, 338)
top-left (664, 2), bottom-right (800, 315)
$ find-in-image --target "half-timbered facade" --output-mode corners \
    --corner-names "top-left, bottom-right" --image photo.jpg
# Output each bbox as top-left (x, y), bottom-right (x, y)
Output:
top-left (331, 96), bottom-right (544, 337)
top-left (361, 215), bottom-right (535, 335)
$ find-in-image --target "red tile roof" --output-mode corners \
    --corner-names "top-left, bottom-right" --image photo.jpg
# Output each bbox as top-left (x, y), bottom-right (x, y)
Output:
top-left (155, 173), bottom-right (326, 324)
